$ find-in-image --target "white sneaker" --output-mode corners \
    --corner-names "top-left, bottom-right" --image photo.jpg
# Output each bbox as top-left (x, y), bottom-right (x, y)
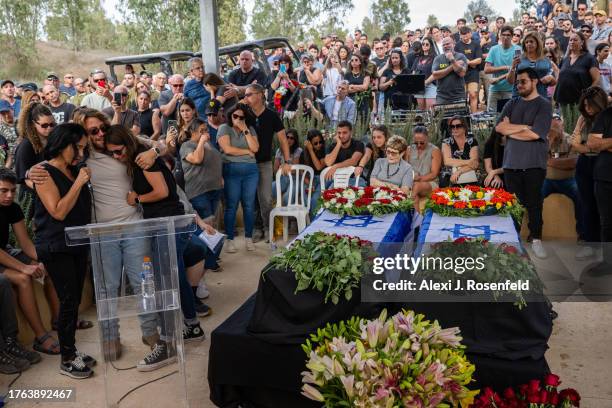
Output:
top-left (196, 280), bottom-right (209, 300)
top-left (226, 239), bottom-right (237, 253)
top-left (575, 245), bottom-right (595, 260)
top-left (246, 238), bottom-right (255, 251)
top-left (531, 239), bottom-right (548, 259)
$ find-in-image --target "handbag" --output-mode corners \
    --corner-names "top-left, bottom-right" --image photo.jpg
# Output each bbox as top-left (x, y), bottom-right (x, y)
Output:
top-left (454, 167), bottom-right (478, 184)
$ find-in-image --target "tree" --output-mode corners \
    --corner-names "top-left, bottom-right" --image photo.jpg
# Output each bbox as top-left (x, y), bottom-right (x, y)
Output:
top-left (426, 14), bottom-right (440, 27)
top-left (0, 0), bottom-right (45, 64)
top-left (463, 0), bottom-right (498, 23)
top-left (516, 0), bottom-right (535, 12)
top-left (371, 0), bottom-right (410, 36)
top-left (360, 16), bottom-right (383, 40)
top-left (250, 0), bottom-right (353, 42)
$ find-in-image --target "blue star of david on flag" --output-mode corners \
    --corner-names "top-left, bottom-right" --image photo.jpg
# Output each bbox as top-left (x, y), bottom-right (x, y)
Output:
top-left (441, 223), bottom-right (505, 240)
top-left (322, 215), bottom-right (383, 228)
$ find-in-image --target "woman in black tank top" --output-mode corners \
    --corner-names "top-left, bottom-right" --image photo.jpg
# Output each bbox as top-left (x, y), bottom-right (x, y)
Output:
top-left (34, 123), bottom-right (94, 379)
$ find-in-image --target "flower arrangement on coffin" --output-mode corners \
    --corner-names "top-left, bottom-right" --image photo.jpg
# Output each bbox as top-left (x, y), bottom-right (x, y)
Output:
top-left (301, 309), bottom-right (479, 407)
top-left (472, 373), bottom-right (580, 407)
top-left (265, 232), bottom-right (374, 304)
top-left (426, 186), bottom-right (524, 222)
top-left (319, 186), bottom-right (413, 216)
top-left (422, 237), bottom-right (544, 309)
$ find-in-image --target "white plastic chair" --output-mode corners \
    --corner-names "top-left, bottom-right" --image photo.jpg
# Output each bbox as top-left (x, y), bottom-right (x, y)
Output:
top-left (319, 166), bottom-right (361, 190)
top-left (269, 165), bottom-right (314, 244)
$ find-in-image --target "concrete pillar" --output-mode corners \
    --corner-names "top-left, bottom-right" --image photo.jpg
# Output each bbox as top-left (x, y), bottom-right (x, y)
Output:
top-left (200, 0), bottom-right (219, 74)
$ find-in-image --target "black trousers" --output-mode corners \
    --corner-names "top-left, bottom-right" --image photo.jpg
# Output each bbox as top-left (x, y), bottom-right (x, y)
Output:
top-left (0, 274), bottom-right (19, 350)
top-left (504, 168), bottom-right (546, 240)
top-left (575, 155), bottom-right (601, 242)
top-left (595, 181), bottom-right (612, 264)
top-left (38, 249), bottom-right (88, 360)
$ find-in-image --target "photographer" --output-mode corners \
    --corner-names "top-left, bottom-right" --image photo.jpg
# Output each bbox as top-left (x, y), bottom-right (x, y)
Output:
top-left (102, 85), bottom-right (140, 136)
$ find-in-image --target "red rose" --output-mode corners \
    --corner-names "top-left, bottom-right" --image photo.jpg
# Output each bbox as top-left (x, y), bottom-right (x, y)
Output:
top-left (539, 389), bottom-right (549, 405)
top-left (549, 390), bottom-right (559, 405)
top-left (526, 392), bottom-right (540, 404)
top-left (503, 387), bottom-right (517, 400)
top-left (559, 388), bottom-right (581, 407)
top-left (378, 199), bottom-right (391, 204)
top-left (454, 237), bottom-right (468, 244)
top-left (337, 197), bottom-right (348, 204)
top-left (471, 199), bottom-right (486, 208)
top-left (453, 201), bottom-right (467, 209)
top-left (544, 373), bottom-right (561, 388)
top-left (528, 379), bottom-right (541, 394)
top-left (518, 384), bottom-right (529, 397)
top-left (502, 245), bottom-right (519, 255)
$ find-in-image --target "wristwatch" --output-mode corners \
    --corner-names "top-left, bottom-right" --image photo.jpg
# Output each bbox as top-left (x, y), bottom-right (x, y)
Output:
top-left (151, 146), bottom-right (161, 158)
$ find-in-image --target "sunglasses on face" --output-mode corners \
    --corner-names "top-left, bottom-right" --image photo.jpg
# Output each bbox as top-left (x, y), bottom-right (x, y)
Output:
top-left (582, 29), bottom-right (591, 33)
top-left (312, 140), bottom-right (323, 146)
top-left (232, 113), bottom-right (245, 120)
top-left (36, 121), bottom-right (56, 129)
top-left (88, 125), bottom-right (109, 136)
top-left (108, 147), bottom-right (126, 156)
top-left (513, 33), bottom-right (522, 37)
top-left (172, 84), bottom-right (184, 88)
top-left (286, 136), bottom-right (296, 140)
top-left (450, 123), bottom-right (463, 129)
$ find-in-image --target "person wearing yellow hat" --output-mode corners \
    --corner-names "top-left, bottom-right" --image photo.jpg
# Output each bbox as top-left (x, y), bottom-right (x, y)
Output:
top-left (592, 10), bottom-right (611, 43)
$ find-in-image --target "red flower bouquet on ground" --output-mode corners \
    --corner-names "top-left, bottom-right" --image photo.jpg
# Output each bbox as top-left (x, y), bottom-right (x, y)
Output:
top-left (472, 374), bottom-right (581, 407)
top-left (319, 186), bottom-right (413, 216)
top-left (425, 185), bottom-right (524, 222)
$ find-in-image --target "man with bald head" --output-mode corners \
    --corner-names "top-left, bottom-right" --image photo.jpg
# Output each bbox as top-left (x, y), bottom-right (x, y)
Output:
top-left (158, 74), bottom-right (185, 134)
top-left (102, 85), bottom-right (141, 136)
top-left (42, 84), bottom-right (75, 124)
top-left (227, 50), bottom-right (269, 97)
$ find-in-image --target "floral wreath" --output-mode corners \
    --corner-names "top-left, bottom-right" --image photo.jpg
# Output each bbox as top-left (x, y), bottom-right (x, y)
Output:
top-left (318, 186), bottom-right (413, 216)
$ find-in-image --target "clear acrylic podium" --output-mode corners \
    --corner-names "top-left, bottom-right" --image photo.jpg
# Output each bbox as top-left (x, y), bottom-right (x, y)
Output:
top-left (65, 215), bottom-right (196, 408)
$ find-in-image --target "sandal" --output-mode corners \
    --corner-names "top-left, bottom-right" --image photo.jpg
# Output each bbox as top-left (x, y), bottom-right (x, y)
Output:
top-left (33, 332), bottom-right (60, 355)
top-left (52, 319), bottom-right (94, 331)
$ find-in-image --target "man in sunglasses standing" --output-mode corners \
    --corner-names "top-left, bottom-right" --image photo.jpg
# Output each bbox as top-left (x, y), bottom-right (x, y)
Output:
top-left (495, 67), bottom-right (552, 259)
top-left (102, 85), bottom-right (140, 136)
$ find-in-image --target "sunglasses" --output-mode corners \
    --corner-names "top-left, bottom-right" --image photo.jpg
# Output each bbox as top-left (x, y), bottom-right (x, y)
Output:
top-left (449, 124), bottom-right (463, 129)
top-left (36, 121), bottom-right (56, 129)
top-left (88, 125), bottom-right (109, 136)
top-left (172, 84), bottom-right (184, 88)
top-left (108, 147), bottom-right (126, 156)
top-left (513, 33), bottom-right (522, 37)
top-left (232, 113), bottom-right (245, 120)
top-left (581, 29), bottom-right (592, 33)
top-left (286, 136), bottom-right (296, 140)
top-left (312, 140), bottom-right (323, 146)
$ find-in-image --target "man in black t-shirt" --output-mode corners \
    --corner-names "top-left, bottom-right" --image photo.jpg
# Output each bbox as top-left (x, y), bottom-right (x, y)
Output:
top-left (455, 27), bottom-right (483, 113)
top-left (42, 85), bottom-right (75, 124)
top-left (244, 83), bottom-right (291, 242)
top-left (227, 51), bottom-right (269, 98)
top-left (587, 107), bottom-right (612, 275)
top-left (324, 120), bottom-right (364, 183)
top-left (554, 15), bottom-right (573, 53)
top-left (0, 168), bottom-right (59, 356)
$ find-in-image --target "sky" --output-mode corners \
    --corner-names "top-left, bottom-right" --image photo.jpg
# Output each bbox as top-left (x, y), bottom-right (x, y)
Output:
top-left (102, 0), bottom-right (518, 37)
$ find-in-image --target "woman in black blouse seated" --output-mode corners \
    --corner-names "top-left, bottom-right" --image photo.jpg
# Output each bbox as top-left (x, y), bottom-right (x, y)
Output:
top-left (439, 116), bottom-right (479, 187)
top-left (34, 123), bottom-right (95, 379)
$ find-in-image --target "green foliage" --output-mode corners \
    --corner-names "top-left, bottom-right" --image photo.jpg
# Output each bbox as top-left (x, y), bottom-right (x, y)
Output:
top-left (371, 0), bottom-right (410, 36)
top-left (560, 104), bottom-right (580, 135)
top-left (426, 14), bottom-right (440, 28)
top-left (463, 0), bottom-right (498, 23)
top-left (250, 0), bottom-right (353, 42)
top-left (516, 0), bottom-right (536, 12)
top-left (359, 16), bottom-right (383, 40)
top-left (0, 0), bottom-right (45, 64)
top-left (265, 232), bottom-right (374, 304)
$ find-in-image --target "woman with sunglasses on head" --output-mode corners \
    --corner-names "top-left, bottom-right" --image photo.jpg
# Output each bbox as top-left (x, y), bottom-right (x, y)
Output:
top-left (406, 126), bottom-right (441, 209)
top-left (370, 135), bottom-right (414, 195)
top-left (412, 37), bottom-right (438, 110)
top-left (355, 124), bottom-right (388, 181)
top-left (217, 103), bottom-right (259, 253)
top-left (439, 116), bottom-right (479, 188)
top-left (556, 32), bottom-right (600, 117)
top-left (105, 125), bottom-right (205, 365)
top-left (33, 123), bottom-right (94, 378)
top-left (568, 87), bottom-right (609, 256)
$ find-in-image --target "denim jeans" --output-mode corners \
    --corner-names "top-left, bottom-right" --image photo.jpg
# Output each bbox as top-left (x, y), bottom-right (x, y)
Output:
top-left (191, 226), bottom-right (223, 269)
top-left (271, 175), bottom-right (291, 206)
top-left (575, 155), bottom-right (601, 242)
top-left (97, 235), bottom-right (158, 341)
top-left (190, 189), bottom-right (222, 220)
top-left (542, 177), bottom-right (585, 240)
top-left (223, 162), bottom-right (259, 240)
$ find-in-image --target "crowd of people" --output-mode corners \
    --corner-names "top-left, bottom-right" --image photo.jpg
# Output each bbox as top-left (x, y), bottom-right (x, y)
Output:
top-left (0, 4), bottom-right (611, 381)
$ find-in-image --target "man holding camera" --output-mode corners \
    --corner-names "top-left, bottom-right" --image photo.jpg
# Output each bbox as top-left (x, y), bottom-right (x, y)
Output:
top-left (80, 70), bottom-right (112, 111)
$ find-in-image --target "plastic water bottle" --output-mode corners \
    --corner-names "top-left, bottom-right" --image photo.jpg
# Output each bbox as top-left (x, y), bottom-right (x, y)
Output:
top-left (141, 256), bottom-right (155, 311)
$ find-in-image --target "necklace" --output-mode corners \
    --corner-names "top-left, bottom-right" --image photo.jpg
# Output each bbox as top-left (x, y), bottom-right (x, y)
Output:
top-left (351, 71), bottom-right (361, 78)
top-left (386, 161), bottom-right (400, 179)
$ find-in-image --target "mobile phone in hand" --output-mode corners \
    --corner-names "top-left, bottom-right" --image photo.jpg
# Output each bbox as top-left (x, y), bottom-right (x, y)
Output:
top-left (168, 120), bottom-right (178, 133)
top-left (113, 92), bottom-right (122, 105)
top-left (514, 48), bottom-right (521, 59)
top-left (279, 64), bottom-right (287, 74)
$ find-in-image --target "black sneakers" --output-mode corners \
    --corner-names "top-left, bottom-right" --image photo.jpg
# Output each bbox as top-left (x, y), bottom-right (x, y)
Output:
top-left (183, 322), bottom-right (206, 343)
top-left (194, 300), bottom-right (212, 317)
top-left (0, 349), bottom-right (30, 374)
top-left (60, 355), bottom-right (93, 379)
top-left (137, 341), bottom-right (176, 372)
top-left (5, 338), bottom-right (41, 365)
top-left (76, 351), bottom-right (97, 368)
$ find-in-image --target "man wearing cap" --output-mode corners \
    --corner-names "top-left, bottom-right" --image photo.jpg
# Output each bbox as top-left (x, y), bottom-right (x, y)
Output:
top-left (0, 100), bottom-right (16, 167)
top-left (81, 70), bottom-right (112, 110)
top-left (59, 73), bottom-right (76, 97)
top-left (42, 85), bottom-right (75, 125)
top-left (205, 99), bottom-right (224, 151)
top-left (555, 14), bottom-right (574, 52)
top-left (68, 78), bottom-right (88, 107)
top-left (228, 50), bottom-right (268, 98)
top-left (1, 80), bottom-right (20, 117)
top-left (592, 10), bottom-right (611, 43)
top-left (473, 16), bottom-right (496, 43)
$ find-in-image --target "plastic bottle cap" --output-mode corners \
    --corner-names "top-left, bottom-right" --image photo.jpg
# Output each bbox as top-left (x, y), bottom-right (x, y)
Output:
top-left (143, 256), bottom-right (151, 262)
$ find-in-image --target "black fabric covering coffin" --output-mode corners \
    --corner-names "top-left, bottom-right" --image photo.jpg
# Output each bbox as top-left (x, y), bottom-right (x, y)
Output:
top-left (246, 266), bottom-right (386, 344)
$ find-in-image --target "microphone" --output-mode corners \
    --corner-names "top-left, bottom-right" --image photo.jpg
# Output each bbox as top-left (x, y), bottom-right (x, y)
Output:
top-left (76, 161), bottom-right (93, 192)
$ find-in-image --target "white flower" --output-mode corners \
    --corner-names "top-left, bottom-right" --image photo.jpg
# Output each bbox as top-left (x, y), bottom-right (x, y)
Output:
top-left (435, 191), bottom-right (451, 200)
top-left (343, 189), bottom-right (357, 199)
top-left (330, 198), bottom-right (337, 204)
top-left (483, 191), bottom-right (494, 202)
top-left (346, 202), bottom-right (353, 208)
